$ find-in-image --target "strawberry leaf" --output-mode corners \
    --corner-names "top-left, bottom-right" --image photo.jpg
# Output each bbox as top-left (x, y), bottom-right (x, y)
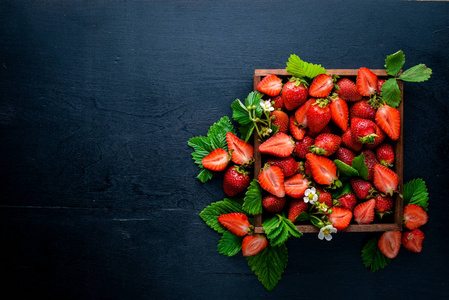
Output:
top-left (262, 214), bottom-right (302, 246)
top-left (246, 243), bottom-right (288, 291)
top-left (403, 178), bottom-right (429, 211)
top-left (217, 231), bottom-right (243, 257)
top-left (361, 237), bottom-right (391, 273)
top-left (385, 50), bottom-right (405, 77)
top-left (231, 99), bottom-right (255, 142)
top-left (334, 159), bottom-right (359, 178)
top-left (199, 198), bottom-right (245, 233)
top-left (208, 116), bottom-right (237, 151)
top-left (399, 64), bottom-right (432, 82)
top-left (197, 168), bottom-right (214, 183)
top-left (245, 91), bottom-right (263, 118)
top-left (380, 78), bottom-right (402, 108)
top-left (286, 54), bottom-right (327, 79)
top-left (351, 154), bottom-right (369, 181)
top-left (297, 211), bottom-right (310, 221)
top-left (243, 179), bottom-right (263, 215)
top-left (330, 179), bottom-right (353, 199)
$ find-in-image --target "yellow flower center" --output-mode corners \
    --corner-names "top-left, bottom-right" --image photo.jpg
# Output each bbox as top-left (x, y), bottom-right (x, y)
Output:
top-left (323, 228), bottom-right (331, 235)
top-left (308, 194), bottom-right (315, 200)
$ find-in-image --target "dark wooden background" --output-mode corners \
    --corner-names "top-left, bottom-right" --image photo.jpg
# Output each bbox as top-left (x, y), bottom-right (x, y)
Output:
top-left (1, 1), bottom-right (448, 299)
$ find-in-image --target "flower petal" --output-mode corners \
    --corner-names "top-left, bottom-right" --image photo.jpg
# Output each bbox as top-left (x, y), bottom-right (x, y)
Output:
top-left (318, 232), bottom-right (324, 240)
top-left (310, 187), bottom-right (316, 193)
top-left (305, 189), bottom-right (310, 196)
top-left (325, 234), bottom-right (333, 241)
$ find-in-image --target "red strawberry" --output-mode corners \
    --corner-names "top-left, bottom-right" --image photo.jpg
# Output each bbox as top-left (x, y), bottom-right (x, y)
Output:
top-left (257, 74), bottom-right (282, 96)
top-left (265, 156), bottom-right (299, 177)
top-left (350, 179), bottom-right (372, 200)
top-left (270, 110), bottom-right (289, 133)
top-left (378, 231), bottom-right (402, 259)
top-left (403, 204), bottom-right (428, 230)
top-left (309, 74), bottom-right (334, 98)
top-left (271, 95), bottom-right (284, 110)
top-left (353, 199), bottom-right (376, 224)
top-left (363, 124), bottom-right (386, 150)
top-left (218, 212), bottom-right (252, 236)
top-left (335, 147), bottom-right (356, 166)
top-left (356, 67), bottom-right (378, 96)
top-left (309, 133), bottom-right (341, 156)
top-left (337, 193), bottom-right (358, 211)
top-left (373, 164), bottom-right (398, 196)
top-left (328, 207), bottom-right (353, 231)
top-left (259, 132), bottom-right (295, 157)
top-left (377, 79), bottom-right (386, 94)
top-left (335, 78), bottom-right (362, 102)
top-left (289, 115), bottom-right (307, 140)
top-left (305, 153), bottom-right (338, 186)
top-left (329, 95), bottom-right (349, 131)
top-left (294, 99), bottom-right (314, 128)
top-left (262, 195), bottom-right (286, 213)
top-left (375, 104), bottom-right (401, 141)
top-left (351, 117), bottom-right (378, 145)
top-left (288, 199), bottom-right (309, 223)
top-left (341, 128), bottom-right (363, 152)
top-left (307, 98), bottom-right (331, 134)
top-left (295, 136), bottom-right (314, 159)
top-left (223, 166), bottom-right (251, 197)
top-left (350, 99), bottom-right (376, 121)
top-left (282, 79), bottom-right (309, 111)
top-left (374, 194), bottom-right (393, 218)
top-left (376, 144), bottom-right (395, 167)
top-left (361, 150), bottom-right (379, 181)
top-left (284, 173), bottom-right (309, 198)
top-left (402, 229), bottom-right (425, 253)
top-left (304, 160), bottom-right (312, 178)
top-left (316, 187), bottom-right (332, 207)
top-left (242, 234), bottom-right (268, 257)
top-left (226, 132), bottom-right (254, 165)
top-left (258, 165), bottom-right (285, 198)
top-left (202, 148), bottom-right (230, 171)
top-left (307, 124), bottom-right (333, 138)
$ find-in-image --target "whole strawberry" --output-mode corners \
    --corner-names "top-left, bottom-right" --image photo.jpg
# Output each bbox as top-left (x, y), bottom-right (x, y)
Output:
top-left (350, 178), bottom-right (373, 200)
top-left (307, 125), bottom-right (333, 138)
top-left (303, 160), bottom-right (312, 178)
top-left (309, 133), bottom-right (341, 156)
top-left (335, 78), bottom-right (362, 102)
top-left (351, 117), bottom-right (378, 145)
top-left (363, 124), bottom-right (386, 150)
top-left (374, 194), bottom-right (393, 219)
top-left (282, 78), bottom-right (309, 111)
top-left (288, 198), bottom-right (309, 223)
top-left (270, 110), bottom-right (289, 133)
top-left (336, 193), bottom-right (358, 211)
top-left (350, 99), bottom-right (376, 121)
top-left (377, 79), bottom-right (386, 95)
top-left (376, 143), bottom-right (395, 167)
top-left (265, 156), bottom-right (300, 177)
top-left (307, 98), bottom-right (331, 134)
top-left (361, 150), bottom-right (379, 181)
top-left (341, 128), bottom-right (363, 152)
top-left (335, 147), bottom-right (356, 166)
top-left (295, 136), bottom-right (314, 159)
top-left (223, 165), bottom-right (251, 197)
top-left (262, 195), bottom-right (286, 213)
top-left (316, 187), bottom-right (333, 208)
top-left (271, 95), bottom-right (284, 110)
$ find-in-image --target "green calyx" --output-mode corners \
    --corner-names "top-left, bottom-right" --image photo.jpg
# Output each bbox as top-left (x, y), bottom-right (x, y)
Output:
top-left (308, 145), bottom-right (326, 156)
top-left (376, 210), bottom-right (392, 220)
top-left (358, 134), bottom-right (378, 145)
top-left (329, 179), bottom-right (343, 190)
top-left (235, 164), bottom-right (250, 177)
top-left (380, 160), bottom-right (393, 168)
top-left (367, 94), bottom-right (383, 109)
top-left (289, 76), bottom-right (309, 87)
top-left (312, 98), bottom-right (330, 108)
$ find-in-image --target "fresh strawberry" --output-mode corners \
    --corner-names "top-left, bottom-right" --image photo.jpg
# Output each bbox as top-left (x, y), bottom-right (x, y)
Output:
top-left (350, 99), bottom-right (376, 121)
top-left (376, 143), bottom-right (395, 167)
top-left (271, 95), bottom-right (284, 110)
top-left (341, 128), bottom-right (363, 152)
top-left (257, 74), bottom-right (282, 96)
top-left (336, 193), bottom-right (358, 211)
top-left (270, 110), bottom-right (289, 133)
top-left (265, 156), bottom-right (299, 177)
top-left (307, 98), bottom-right (331, 134)
top-left (350, 179), bottom-right (373, 200)
top-left (202, 148), bottom-right (230, 171)
top-left (329, 95), bottom-right (349, 131)
top-left (258, 165), bottom-right (285, 198)
top-left (402, 229), bottom-right (425, 253)
top-left (377, 79), bottom-right (386, 94)
top-left (305, 153), bottom-right (338, 186)
top-left (289, 115), bottom-right (307, 140)
top-left (356, 67), bottom-right (378, 96)
top-left (262, 195), bottom-right (286, 213)
top-left (351, 117), bottom-right (378, 145)
top-left (309, 74), bottom-right (335, 98)
top-left (282, 79), bottom-right (309, 111)
top-left (294, 99), bottom-right (314, 127)
top-left (373, 164), bottom-right (398, 196)
top-left (259, 132), bottom-right (295, 157)
top-left (316, 187), bottom-right (332, 207)
top-left (374, 194), bottom-right (393, 218)
top-left (226, 132), bottom-right (254, 165)
top-left (288, 199), bottom-right (309, 223)
top-left (335, 78), bottom-right (362, 102)
top-left (361, 150), bottom-right (379, 181)
top-left (284, 173), bottom-right (309, 198)
top-left (403, 204), bottom-right (428, 230)
top-left (295, 136), bottom-right (314, 159)
top-left (223, 165), bottom-right (251, 197)
top-left (363, 124), bottom-right (386, 150)
top-left (309, 133), bottom-right (341, 156)
top-left (375, 104), bottom-right (401, 141)
top-left (328, 207), bottom-right (353, 231)
top-left (378, 231), bottom-right (402, 259)
top-left (218, 212), bottom-right (252, 236)
top-left (242, 234), bottom-right (268, 257)
top-left (307, 125), bottom-right (333, 138)
top-left (353, 199), bottom-right (376, 224)
top-left (335, 147), bottom-right (356, 166)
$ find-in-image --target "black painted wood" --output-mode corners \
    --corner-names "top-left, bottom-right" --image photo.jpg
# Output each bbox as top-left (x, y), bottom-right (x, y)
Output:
top-left (1, 0), bottom-right (448, 299)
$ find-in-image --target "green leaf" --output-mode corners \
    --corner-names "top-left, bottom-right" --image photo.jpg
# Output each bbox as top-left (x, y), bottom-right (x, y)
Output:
top-left (286, 54), bottom-right (327, 79)
top-left (208, 116), bottom-right (236, 151)
top-left (403, 178), bottom-right (429, 211)
top-left (231, 99), bottom-right (255, 142)
top-left (310, 217), bottom-right (321, 228)
top-left (262, 214), bottom-right (302, 246)
top-left (247, 243), bottom-right (288, 291)
top-left (245, 92), bottom-right (263, 118)
top-left (399, 64), bottom-right (432, 82)
top-left (199, 198), bottom-right (245, 233)
top-left (297, 211), bottom-right (310, 221)
top-left (188, 136), bottom-right (214, 167)
top-left (197, 168), bottom-right (214, 183)
top-left (385, 50), bottom-right (405, 77)
top-left (330, 180), bottom-right (353, 199)
top-left (217, 231), bottom-right (243, 257)
top-left (380, 78), bottom-right (402, 108)
top-left (334, 159), bottom-right (359, 178)
top-left (361, 237), bottom-right (391, 273)
top-left (352, 154), bottom-right (369, 181)
top-left (243, 179), bottom-right (263, 215)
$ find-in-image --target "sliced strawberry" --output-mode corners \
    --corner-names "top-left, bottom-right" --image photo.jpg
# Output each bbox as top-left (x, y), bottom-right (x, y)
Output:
top-left (309, 133), bottom-right (341, 157)
top-left (335, 147), bottom-right (356, 166)
top-left (350, 179), bottom-right (372, 200)
top-left (270, 110), bottom-right (289, 133)
top-left (242, 234), bottom-right (268, 257)
top-left (262, 195), bottom-right (286, 213)
top-left (330, 95), bottom-right (349, 131)
top-left (353, 199), bottom-right (376, 224)
top-left (226, 132), bottom-right (254, 165)
top-left (284, 173), bottom-right (309, 198)
top-left (378, 231), bottom-right (402, 259)
top-left (356, 67), bottom-right (378, 96)
top-left (402, 229), bottom-right (425, 253)
top-left (258, 165), bottom-right (285, 198)
top-left (288, 199), bottom-right (309, 223)
top-left (265, 156), bottom-right (299, 177)
top-left (217, 212), bottom-right (252, 237)
top-left (201, 148), bottom-right (230, 171)
top-left (305, 153), bottom-right (338, 186)
top-left (294, 99), bottom-right (314, 127)
top-left (337, 193), bottom-right (358, 211)
top-left (259, 132), bottom-right (295, 157)
top-left (328, 207), bottom-right (353, 231)
top-left (375, 104), bottom-right (401, 141)
top-left (309, 74), bottom-right (334, 98)
top-left (257, 74), bottom-right (282, 96)
top-left (336, 78), bottom-right (362, 101)
top-left (373, 164), bottom-right (399, 195)
top-left (289, 115), bottom-right (307, 140)
top-left (295, 136), bottom-right (314, 159)
top-left (403, 204), bottom-right (428, 230)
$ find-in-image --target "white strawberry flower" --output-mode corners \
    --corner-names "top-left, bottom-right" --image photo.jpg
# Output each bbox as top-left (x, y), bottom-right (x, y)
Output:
top-left (318, 202), bottom-right (328, 212)
top-left (318, 224), bottom-right (337, 241)
top-left (303, 187), bottom-right (318, 204)
top-left (260, 100), bottom-right (274, 112)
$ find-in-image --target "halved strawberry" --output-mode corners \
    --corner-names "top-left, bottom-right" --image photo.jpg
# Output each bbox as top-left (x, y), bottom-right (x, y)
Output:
top-left (271, 110), bottom-right (289, 133)
top-left (353, 199), bottom-right (376, 224)
top-left (356, 67), bottom-right (378, 96)
top-left (329, 95), bottom-right (349, 131)
top-left (336, 78), bottom-right (362, 101)
top-left (336, 193), bottom-right (358, 211)
top-left (375, 104), bottom-right (401, 141)
top-left (258, 165), bottom-right (285, 197)
top-left (265, 156), bottom-right (299, 177)
top-left (201, 148), bottom-right (230, 171)
top-left (305, 153), bottom-right (338, 186)
top-left (257, 74), bottom-right (282, 96)
top-left (242, 234), bottom-right (268, 257)
top-left (402, 229), bottom-right (425, 253)
top-left (226, 132), bottom-right (254, 165)
top-left (309, 74), bottom-right (334, 98)
top-left (259, 132), bottom-right (295, 157)
top-left (403, 204), bottom-right (428, 230)
top-left (328, 207), bottom-right (353, 231)
top-left (289, 115), bottom-right (307, 140)
top-left (288, 199), bottom-right (309, 223)
top-left (373, 164), bottom-right (398, 195)
top-left (378, 231), bottom-right (402, 259)
top-left (294, 99), bottom-right (314, 127)
top-left (217, 213), bottom-right (252, 237)
top-left (309, 133), bottom-right (341, 156)
top-left (262, 195), bottom-right (286, 213)
top-left (284, 173), bottom-right (309, 198)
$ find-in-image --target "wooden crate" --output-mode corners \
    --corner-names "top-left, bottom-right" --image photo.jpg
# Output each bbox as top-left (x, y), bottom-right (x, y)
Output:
top-left (253, 69), bottom-right (403, 233)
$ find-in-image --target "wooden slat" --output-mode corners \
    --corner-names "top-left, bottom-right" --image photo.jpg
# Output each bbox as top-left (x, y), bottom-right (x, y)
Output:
top-left (254, 69), bottom-right (389, 77)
